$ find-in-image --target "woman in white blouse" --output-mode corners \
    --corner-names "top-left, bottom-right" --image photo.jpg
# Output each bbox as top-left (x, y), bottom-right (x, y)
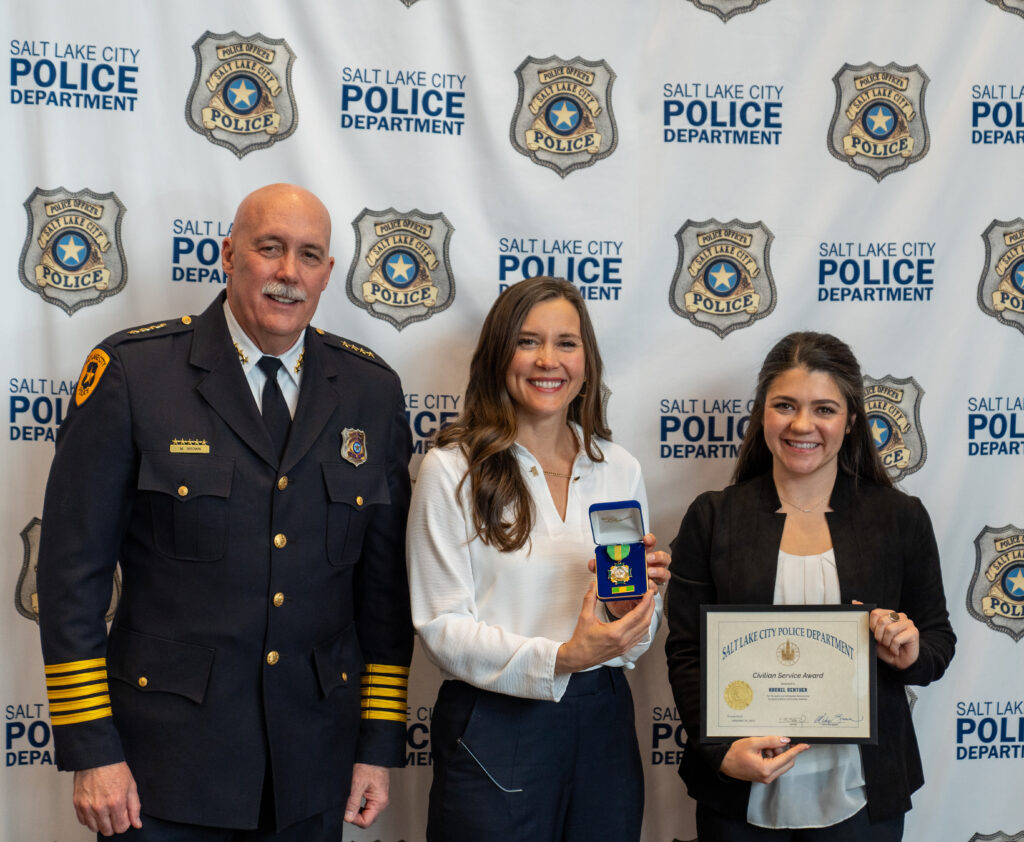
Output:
top-left (665, 332), bottom-right (955, 841)
top-left (407, 277), bottom-right (669, 842)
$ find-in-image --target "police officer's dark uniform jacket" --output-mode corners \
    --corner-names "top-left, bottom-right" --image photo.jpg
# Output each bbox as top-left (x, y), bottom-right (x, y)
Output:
top-left (37, 292), bottom-right (414, 830)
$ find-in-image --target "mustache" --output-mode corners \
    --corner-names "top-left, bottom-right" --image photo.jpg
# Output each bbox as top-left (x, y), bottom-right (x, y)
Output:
top-left (262, 281), bottom-right (307, 303)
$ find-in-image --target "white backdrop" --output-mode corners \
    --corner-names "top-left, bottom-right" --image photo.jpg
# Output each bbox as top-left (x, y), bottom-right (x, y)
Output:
top-left (4, 2), bottom-right (1023, 841)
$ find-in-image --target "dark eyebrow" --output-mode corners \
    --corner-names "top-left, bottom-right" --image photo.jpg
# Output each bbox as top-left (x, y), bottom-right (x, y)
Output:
top-left (770, 393), bottom-right (841, 406)
top-left (517, 330), bottom-right (582, 340)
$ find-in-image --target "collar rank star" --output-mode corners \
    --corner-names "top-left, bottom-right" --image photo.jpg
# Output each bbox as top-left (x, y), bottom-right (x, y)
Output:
top-left (341, 428), bottom-right (367, 467)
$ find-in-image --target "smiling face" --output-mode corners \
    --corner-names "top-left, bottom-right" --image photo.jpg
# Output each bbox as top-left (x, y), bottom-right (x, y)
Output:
top-left (222, 184), bottom-right (334, 356)
top-left (763, 366), bottom-right (852, 483)
top-left (504, 297), bottom-right (586, 425)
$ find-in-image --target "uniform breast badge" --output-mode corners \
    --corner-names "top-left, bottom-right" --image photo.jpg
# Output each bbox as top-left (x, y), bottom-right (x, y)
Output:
top-left (341, 428), bottom-right (367, 466)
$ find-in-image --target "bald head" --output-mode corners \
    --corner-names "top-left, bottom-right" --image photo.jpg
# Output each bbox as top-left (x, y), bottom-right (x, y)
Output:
top-left (222, 183), bottom-right (335, 356)
top-left (232, 183), bottom-right (332, 250)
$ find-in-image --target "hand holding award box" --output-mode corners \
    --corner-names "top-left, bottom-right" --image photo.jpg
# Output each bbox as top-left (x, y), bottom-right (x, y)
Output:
top-left (590, 501), bottom-right (648, 602)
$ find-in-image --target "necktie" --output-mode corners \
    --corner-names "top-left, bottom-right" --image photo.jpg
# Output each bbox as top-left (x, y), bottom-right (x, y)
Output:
top-left (257, 356), bottom-right (291, 462)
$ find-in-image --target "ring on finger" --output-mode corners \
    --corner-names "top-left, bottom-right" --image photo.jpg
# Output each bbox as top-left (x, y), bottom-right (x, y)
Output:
top-left (888, 611), bottom-right (900, 622)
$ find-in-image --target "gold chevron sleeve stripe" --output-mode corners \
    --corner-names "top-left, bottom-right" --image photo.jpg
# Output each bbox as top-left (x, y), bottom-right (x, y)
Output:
top-left (49, 695), bottom-right (111, 713)
top-left (46, 670), bottom-right (108, 688)
top-left (360, 674), bottom-right (408, 689)
top-left (51, 706), bottom-right (113, 727)
top-left (360, 709), bottom-right (407, 723)
top-left (360, 697), bottom-right (407, 712)
top-left (363, 663), bottom-right (410, 677)
top-left (45, 657), bottom-right (107, 675)
top-left (46, 682), bottom-right (109, 701)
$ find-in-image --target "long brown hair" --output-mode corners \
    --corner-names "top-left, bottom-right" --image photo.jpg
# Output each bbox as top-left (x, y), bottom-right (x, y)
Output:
top-left (437, 277), bottom-right (610, 551)
top-left (732, 331), bottom-right (892, 487)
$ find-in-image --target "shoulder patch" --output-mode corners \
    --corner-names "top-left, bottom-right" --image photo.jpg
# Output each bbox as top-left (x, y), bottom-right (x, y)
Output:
top-left (75, 348), bottom-right (110, 406)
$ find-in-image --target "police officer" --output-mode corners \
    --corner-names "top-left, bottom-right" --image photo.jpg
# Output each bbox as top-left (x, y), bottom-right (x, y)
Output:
top-left (37, 184), bottom-right (414, 840)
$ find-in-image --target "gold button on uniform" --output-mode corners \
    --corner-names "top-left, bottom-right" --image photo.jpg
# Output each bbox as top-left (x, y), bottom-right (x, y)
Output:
top-left (356, 495), bottom-right (364, 507)
top-left (273, 533), bottom-right (287, 549)
top-left (181, 315), bottom-right (192, 325)
top-left (266, 651), bottom-right (279, 665)
top-left (277, 475), bottom-right (288, 491)
top-left (177, 486), bottom-right (188, 497)
top-left (273, 592), bottom-right (285, 607)
top-left (138, 676), bottom-right (148, 688)
top-left (341, 672), bottom-right (348, 682)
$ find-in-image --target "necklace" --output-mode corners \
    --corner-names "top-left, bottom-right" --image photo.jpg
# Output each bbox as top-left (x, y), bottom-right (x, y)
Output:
top-left (542, 469), bottom-right (573, 479)
top-left (777, 492), bottom-right (828, 513)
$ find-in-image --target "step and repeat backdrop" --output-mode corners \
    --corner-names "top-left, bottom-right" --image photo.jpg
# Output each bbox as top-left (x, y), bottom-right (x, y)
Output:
top-left (3, 1), bottom-right (1023, 840)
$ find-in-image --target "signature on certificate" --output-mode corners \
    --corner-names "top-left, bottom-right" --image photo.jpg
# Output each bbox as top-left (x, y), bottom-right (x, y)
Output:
top-left (814, 713), bottom-right (864, 727)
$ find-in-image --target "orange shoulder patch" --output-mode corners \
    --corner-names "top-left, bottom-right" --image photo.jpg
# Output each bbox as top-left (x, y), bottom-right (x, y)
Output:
top-left (75, 348), bottom-right (110, 406)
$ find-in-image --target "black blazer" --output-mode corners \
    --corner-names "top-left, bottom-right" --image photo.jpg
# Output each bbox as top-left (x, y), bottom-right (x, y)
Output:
top-left (38, 293), bottom-right (414, 829)
top-left (665, 470), bottom-right (955, 822)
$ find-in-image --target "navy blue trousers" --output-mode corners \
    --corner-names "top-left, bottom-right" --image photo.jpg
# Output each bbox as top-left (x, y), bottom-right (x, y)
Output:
top-left (427, 667), bottom-right (644, 842)
top-left (102, 808), bottom-right (343, 842)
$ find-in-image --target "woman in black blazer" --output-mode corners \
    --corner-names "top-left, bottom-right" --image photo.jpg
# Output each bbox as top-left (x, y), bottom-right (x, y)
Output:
top-left (665, 332), bottom-right (955, 841)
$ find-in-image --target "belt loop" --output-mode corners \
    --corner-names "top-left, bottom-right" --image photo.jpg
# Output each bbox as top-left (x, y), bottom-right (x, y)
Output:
top-left (605, 665), bottom-right (617, 693)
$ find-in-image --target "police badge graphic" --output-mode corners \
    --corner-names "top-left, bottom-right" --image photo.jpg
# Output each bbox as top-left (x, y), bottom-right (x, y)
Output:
top-left (669, 219), bottom-right (776, 338)
top-left (346, 208), bottom-right (455, 330)
top-left (862, 375), bottom-right (927, 481)
top-left (978, 219), bottom-right (1024, 336)
top-left (186, 32), bottom-right (298, 158)
top-left (828, 62), bottom-right (929, 181)
top-left (20, 187), bottom-right (127, 316)
top-left (986, 0), bottom-right (1024, 18)
top-left (968, 526), bottom-right (1024, 642)
top-left (511, 56), bottom-right (617, 177)
top-left (16, 517), bottom-right (120, 624)
top-left (687, 0), bottom-right (772, 21)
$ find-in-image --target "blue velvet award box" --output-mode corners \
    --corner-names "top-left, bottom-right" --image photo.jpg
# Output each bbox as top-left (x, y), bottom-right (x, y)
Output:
top-left (590, 500), bottom-right (647, 602)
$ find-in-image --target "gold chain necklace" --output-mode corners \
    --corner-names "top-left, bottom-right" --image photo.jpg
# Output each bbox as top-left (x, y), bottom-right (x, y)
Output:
top-left (777, 492), bottom-right (828, 513)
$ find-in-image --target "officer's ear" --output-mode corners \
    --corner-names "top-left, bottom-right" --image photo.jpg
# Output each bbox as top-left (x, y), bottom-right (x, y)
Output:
top-left (222, 237), bottom-right (235, 276)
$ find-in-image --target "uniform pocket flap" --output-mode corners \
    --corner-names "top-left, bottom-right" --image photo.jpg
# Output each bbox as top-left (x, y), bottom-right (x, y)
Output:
top-left (107, 627), bottom-right (215, 703)
top-left (313, 623), bottom-right (364, 697)
top-left (138, 452), bottom-right (234, 501)
top-left (321, 462), bottom-right (390, 508)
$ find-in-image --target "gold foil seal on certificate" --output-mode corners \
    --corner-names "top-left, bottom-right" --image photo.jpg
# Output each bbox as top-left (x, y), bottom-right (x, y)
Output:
top-left (724, 680), bottom-right (753, 710)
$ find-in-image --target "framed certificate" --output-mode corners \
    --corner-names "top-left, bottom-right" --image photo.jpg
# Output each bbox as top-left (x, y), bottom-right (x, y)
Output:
top-left (701, 605), bottom-right (877, 744)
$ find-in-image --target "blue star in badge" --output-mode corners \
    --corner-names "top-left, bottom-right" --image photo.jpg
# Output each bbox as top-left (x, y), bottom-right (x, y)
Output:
top-left (1003, 564), bottom-right (1024, 601)
top-left (385, 250), bottom-right (418, 288)
top-left (226, 75), bottom-right (260, 114)
top-left (54, 232), bottom-right (88, 270)
top-left (869, 415), bottom-right (891, 449)
top-left (863, 104), bottom-right (895, 139)
top-left (546, 98), bottom-right (581, 135)
top-left (705, 260), bottom-right (738, 296)
top-left (1014, 261), bottom-right (1024, 294)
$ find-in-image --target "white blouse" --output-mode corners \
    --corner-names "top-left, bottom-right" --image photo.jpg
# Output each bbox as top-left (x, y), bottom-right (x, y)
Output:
top-left (407, 435), bottom-right (661, 702)
top-left (746, 548), bottom-right (868, 829)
